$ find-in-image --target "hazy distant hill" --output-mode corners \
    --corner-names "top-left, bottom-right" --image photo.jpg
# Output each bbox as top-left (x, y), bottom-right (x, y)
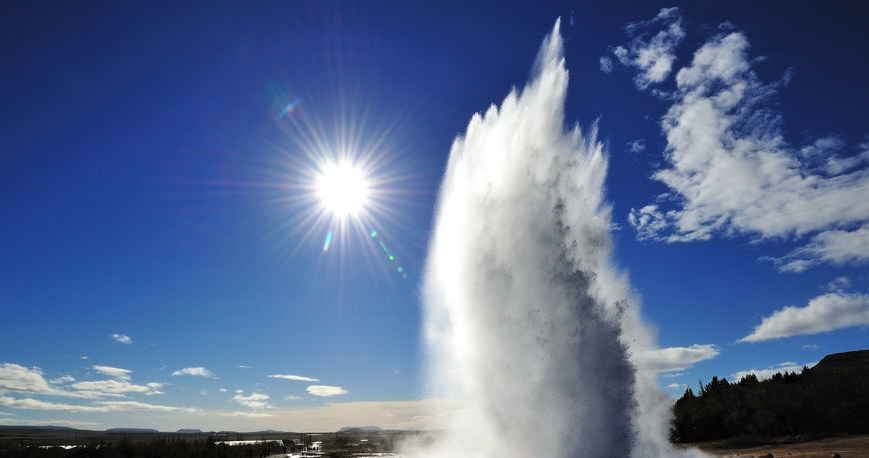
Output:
top-left (176, 428), bottom-right (203, 434)
top-left (671, 349), bottom-right (869, 444)
top-left (106, 428), bottom-right (159, 434)
top-left (337, 426), bottom-right (382, 433)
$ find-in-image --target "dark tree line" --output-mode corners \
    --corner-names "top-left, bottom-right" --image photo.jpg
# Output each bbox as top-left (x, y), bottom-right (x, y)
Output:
top-left (0, 436), bottom-right (266, 458)
top-left (671, 360), bottom-right (869, 444)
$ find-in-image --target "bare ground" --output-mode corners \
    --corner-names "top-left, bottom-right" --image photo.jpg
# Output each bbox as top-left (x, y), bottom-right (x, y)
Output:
top-left (691, 434), bottom-right (869, 457)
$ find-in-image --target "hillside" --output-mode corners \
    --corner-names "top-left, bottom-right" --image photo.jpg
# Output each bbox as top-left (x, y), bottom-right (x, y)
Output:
top-left (671, 349), bottom-right (869, 444)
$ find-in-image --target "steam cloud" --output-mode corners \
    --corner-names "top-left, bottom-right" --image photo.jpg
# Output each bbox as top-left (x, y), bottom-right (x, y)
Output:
top-left (416, 20), bottom-right (706, 458)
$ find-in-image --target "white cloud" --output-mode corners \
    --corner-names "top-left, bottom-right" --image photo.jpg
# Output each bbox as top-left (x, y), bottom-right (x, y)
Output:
top-left (306, 385), bottom-right (348, 397)
top-left (0, 395), bottom-right (196, 413)
top-left (665, 383), bottom-right (687, 391)
top-left (284, 395), bottom-right (302, 401)
top-left (49, 375), bottom-right (74, 384)
top-left (110, 334), bottom-right (132, 345)
top-left (267, 374), bottom-right (320, 382)
top-left (770, 226), bottom-right (869, 272)
top-left (825, 276), bottom-right (851, 292)
top-left (71, 379), bottom-right (162, 398)
top-left (626, 139), bottom-right (646, 153)
top-left (92, 365), bottom-right (132, 381)
top-left (219, 411), bottom-right (273, 418)
top-left (636, 344), bottom-right (720, 373)
top-left (619, 19), bottom-right (869, 271)
top-left (599, 56), bottom-right (614, 73)
top-left (232, 392), bottom-right (271, 409)
top-left (611, 7), bottom-right (684, 89)
top-left (171, 367), bottom-right (215, 378)
top-left (0, 363), bottom-right (84, 398)
top-left (219, 388), bottom-right (227, 393)
top-left (732, 361), bottom-right (816, 381)
top-left (738, 292), bottom-right (869, 342)
top-left (662, 372), bottom-right (684, 378)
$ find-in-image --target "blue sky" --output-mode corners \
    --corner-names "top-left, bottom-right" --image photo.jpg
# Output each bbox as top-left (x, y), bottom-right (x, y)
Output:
top-left (1, 1), bottom-right (867, 431)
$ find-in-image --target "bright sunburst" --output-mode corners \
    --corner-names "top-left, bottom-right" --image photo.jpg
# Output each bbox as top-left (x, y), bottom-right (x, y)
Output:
top-left (315, 162), bottom-right (370, 218)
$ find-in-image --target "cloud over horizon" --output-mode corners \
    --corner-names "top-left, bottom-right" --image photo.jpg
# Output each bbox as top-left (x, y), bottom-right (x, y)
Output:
top-left (267, 374), bottom-right (320, 382)
top-left (232, 392), bottom-right (271, 409)
top-left (171, 367), bottom-right (215, 378)
top-left (739, 292), bottom-right (869, 342)
top-left (732, 361), bottom-right (817, 382)
top-left (637, 344), bottom-right (720, 373)
top-left (306, 385), bottom-right (347, 397)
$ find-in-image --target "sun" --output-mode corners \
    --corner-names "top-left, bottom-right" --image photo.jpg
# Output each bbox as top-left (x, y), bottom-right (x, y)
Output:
top-left (315, 162), bottom-right (370, 218)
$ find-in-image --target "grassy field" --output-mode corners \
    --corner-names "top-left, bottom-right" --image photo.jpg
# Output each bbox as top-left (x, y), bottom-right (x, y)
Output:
top-left (687, 434), bottom-right (869, 457)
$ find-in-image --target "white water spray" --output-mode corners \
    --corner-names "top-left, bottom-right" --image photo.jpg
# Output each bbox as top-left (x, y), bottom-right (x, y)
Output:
top-left (416, 20), bottom-right (707, 458)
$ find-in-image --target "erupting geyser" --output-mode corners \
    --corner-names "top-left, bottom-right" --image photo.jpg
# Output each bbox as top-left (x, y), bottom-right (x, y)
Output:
top-left (416, 20), bottom-right (706, 458)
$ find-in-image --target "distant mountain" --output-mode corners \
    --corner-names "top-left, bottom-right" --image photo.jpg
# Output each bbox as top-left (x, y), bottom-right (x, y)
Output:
top-left (0, 425), bottom-right (80, 432)
top-left (176, 429), bottom-right (203, 434)
top-left (106, 428), bottom-right (159, 434)
top-left (811, 349), bottom-right (869, 373)
top-left (337, 426), bottom-right (382, 433)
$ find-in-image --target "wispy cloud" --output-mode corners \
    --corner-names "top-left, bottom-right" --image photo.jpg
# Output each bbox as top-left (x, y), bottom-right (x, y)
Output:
top-left (110, 334), bottom-right (132, 345)
top-left (219, 411), bottom-right (272, 418)
top-left (171, 367), bottom-right (215, 378)
top-left (49, 375), bottom-right (74, 384)
top-left (92, 365), bottom-right (132, 381)
top-left (232, 392), bottom-right (271, 409)
top-left (267, 374), bottom-right (320, 382)
top-left (732, 361), bottom-right (816, 381)
top-left (825, 276), bottom-right (851, 292)
top-left (626, 139), bottom-right (646, 154)
top-left (617, 12), bottom-right (869, 272)
top-left (306, 385), bottom-right (347, 397)
top-left (611, 7), bottom-right (684, 89)
top-left (0, 395), bottom-right (197, 413)
top-left (636, 344), bottom-right (720, 373)
top-left (738, 292), bottom-right (869, 342)
top-left (71, 379), bottom-right (163, 398)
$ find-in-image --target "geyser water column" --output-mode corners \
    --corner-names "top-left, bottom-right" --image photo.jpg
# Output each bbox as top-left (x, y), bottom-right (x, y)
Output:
top-left (420, 20), bottom-right (707, 458)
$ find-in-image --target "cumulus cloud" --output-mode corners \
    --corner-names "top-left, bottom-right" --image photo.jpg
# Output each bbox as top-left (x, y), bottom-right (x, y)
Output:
top-left (611, 7), bottom-right (684, 89)
top-left (637, 344), bottom-right (720, 373)
top-left (171, 367), bottom-right (215, 378)
top-left (267, 374), bottom-right (320, 382)
top-left (599, 56), bottom-right (614, 73)
top-left (732, 361), bottom-right (816, 381)
top-left (0, 363), bottom-right (84, 398)
top-left (738, 292), bottom-right (869, 342)
top-left (110, 334), bottom-right (132, 345)
top-left (92, 365), bottom-right (132, 381)
top-left (306, 385), bottom-right (347, 397)
top-left (618, 13), bottom-right (869, 271)
top-left (232, 392), bottom-right (271, 409)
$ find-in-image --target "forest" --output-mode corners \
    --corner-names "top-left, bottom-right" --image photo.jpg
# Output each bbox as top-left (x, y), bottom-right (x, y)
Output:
top-left (670, 350), bottom-right (869, 444)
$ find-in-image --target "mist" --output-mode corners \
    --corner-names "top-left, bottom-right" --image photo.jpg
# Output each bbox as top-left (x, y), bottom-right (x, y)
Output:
top-left (413, 20), bottom-right (707, 458)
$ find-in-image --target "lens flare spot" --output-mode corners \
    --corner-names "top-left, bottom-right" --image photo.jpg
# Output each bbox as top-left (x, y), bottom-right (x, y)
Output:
top-left (322, 230), bottom-right (333, 252)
